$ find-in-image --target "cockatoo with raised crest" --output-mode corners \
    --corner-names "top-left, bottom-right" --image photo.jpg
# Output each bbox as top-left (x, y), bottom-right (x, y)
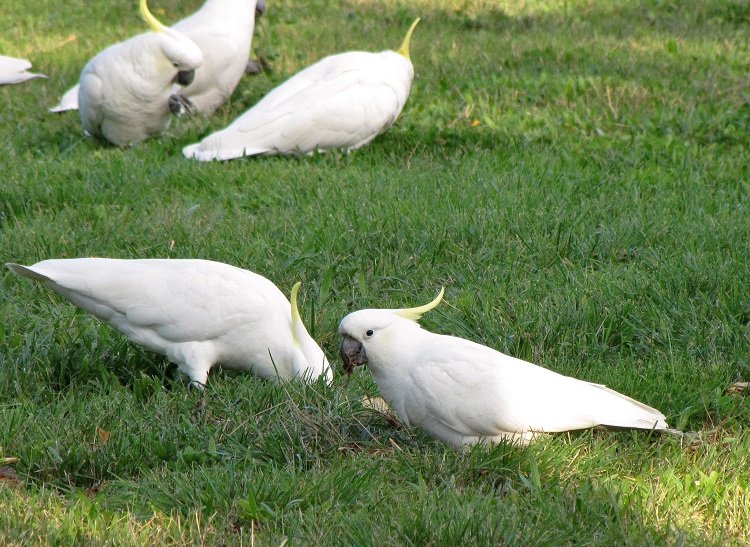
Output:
top-left (51, 0), bottom-right (266, 115)
top-left (339, 289), bottom-right (672, 447)
top-left (182, 18), bottom-right (420, 161)
top-left (0, 56), bottom-right (46, 85)
top-left (7, 258), bottom-right (332, 389)
top-left (78, 0), bottom-right (203, 146)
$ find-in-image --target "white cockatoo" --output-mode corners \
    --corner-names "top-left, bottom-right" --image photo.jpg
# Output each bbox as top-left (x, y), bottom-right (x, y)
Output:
top-left (7, 258), bottom-right (332, 388)
top-left (182, 18), bottom-right (420, 161)
top-left (171, 0), bottom-right (266, 115)
top-left (339, 289), bottom-right (672, 447)
top-left (0, 56), bottom-right (46, 85)
top-left (78, 0), bottom-right (204, 146)
top-left (50, 0), bottom-right (266, 115)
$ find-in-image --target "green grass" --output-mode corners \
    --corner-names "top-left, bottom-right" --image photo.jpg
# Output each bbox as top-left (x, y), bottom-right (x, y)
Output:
top-left (2, 0), bottom-right (750, 543)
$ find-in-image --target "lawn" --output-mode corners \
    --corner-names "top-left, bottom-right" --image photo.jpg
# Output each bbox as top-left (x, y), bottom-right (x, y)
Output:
top-left (1, 0), bottom-right (750, 544)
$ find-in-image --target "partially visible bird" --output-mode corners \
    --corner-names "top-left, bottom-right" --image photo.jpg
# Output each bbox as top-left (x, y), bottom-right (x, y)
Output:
top-left (49, 84), bottom-right (79, 112)
top-left (172, 0), bottom-right (266, 115)
top-left (7, 258), bottom-right (332, 388)
top-left (51, 0), bottom-right (266, 115)
top-left (0, 56), bottom-right (46, 85)
top-left (339, 289), bottom-right (673, 447)
top-left (78, 0), bottom-right (203, 146)
top-left (183, 18), bottom-right (420, 161)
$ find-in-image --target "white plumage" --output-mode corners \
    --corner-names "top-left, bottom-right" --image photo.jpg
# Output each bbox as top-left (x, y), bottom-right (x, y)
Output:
top-left (7, 258), bottom-right (332, 388)
top-left (339, 289), bottom-right (671, 447)
top-left (0, 56), bottom-right (46, 85)
top-left (51, 0), bottom-right (265, 115)
top-left (78, 0), bottom-right (203, 146)
top-left (182, 18), bottom-right (420, 161)
top-left (49, 84), bottom-right (79, 113)
top-left (172, 0), bottom-right (265, 115)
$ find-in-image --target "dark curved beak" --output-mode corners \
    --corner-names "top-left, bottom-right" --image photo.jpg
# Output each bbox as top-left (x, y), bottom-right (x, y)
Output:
top-left (176, 69), bottom-right (195, 86)
top-left (340, 335), bottom-right (368, 375)
top-left (256, 0), bottom-right (266, 18)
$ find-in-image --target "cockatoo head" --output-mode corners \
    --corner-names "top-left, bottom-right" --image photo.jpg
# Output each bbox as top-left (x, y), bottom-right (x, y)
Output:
top-left (338, 288), bottom-right (444, 375)
top-left (140, 0), bottom-right (203, 83)
top-left (290, 282), bottom-right (333, 384)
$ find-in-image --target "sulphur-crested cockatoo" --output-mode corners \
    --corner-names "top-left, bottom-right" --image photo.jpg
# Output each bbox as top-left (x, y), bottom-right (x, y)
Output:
top-left (7, 258), bottom-right (332, 388)
top-left (171, 0), bottom-right (266, 115)
top-left (0, 56), bottom-right (46, 85)
top-left (51, 0), bottom-right (266, 115)
top-left (339, 289), bottom-right (672, 447)
top-left (182, 18), bottom-right (420, 161)
top-left (78, 0), bottom-right (203, 146)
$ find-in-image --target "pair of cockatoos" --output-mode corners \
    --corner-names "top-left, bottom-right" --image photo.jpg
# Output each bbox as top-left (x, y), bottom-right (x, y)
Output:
top-left (6, 257), bottom-right (671, 447)
top-left (182, 18), bottom-right (420, 160)
top-left (7, 259), bottom-right (331, 388)
top-left (52, 0), bottom-right (265, 115)
top-left (0, 56), bottom-right (46, 85)
top-left (339, 289), bottom-right (673, 447)
top-left (57, 0), bottom-right (265, 146)
top-left (77, 0), bottom-right (203, 146)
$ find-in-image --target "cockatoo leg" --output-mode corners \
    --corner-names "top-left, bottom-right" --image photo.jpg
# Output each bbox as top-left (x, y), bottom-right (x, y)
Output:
top-left (169, 342), bottom-right (216, 390)
top-left (180, 365), bottom-right (209, 390)
top-left (168, 94), bottom-right (196, 117)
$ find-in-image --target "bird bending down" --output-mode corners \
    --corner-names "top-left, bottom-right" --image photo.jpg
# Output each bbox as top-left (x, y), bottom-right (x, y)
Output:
top-left (78, 0), bottom-right (203, 146)
top-left (182, 18), bottom-right (420, 161)
top-left (51, 0), bottom-right (266, 115)
top-left (7, 258), bottom-right (332, 389)
top-left (339, 289), bottom-right (672, 447)
top-left (0, 56), bottom-right (46, 85)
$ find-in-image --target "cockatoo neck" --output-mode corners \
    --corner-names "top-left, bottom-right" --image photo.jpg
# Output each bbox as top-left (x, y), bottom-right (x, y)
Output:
top-left (290, 282), bottom-right (331, 383)
top-left (292, 325), bottom-right (332, 384)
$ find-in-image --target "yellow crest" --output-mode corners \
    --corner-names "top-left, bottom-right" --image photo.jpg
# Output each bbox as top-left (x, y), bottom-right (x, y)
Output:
top-left (290, 281), bottom-right (302, 349)
top-left (393, 287), bottom-right (444, 321)
top-left (397, 18), bottom-right (421, 60)
top-left (140, 0), bottom-right (166, 33)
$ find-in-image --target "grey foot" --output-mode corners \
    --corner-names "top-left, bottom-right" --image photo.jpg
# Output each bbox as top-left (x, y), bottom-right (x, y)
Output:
top-left (245, 59), bottom-right (262, 75)
top-left (168, 94), bottom-right (196, 117)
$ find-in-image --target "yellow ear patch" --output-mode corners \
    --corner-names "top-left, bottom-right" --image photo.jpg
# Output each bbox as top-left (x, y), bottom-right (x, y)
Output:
top-left (393, 287), bottom-right (444, 321)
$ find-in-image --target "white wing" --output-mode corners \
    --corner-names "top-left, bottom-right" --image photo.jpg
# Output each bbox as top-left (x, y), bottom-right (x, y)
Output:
top-left (0, 56), bottom-right (46, 85)
top-left (9, 259), bottom-right (273, 347)
top-left (405, 333), bottom-right (668, 443)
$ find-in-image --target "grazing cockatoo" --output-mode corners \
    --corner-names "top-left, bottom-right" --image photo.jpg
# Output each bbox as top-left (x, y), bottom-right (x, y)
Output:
top-left (7, 258), bottom-right (332, 389)
top-left (78, 0), bottom-right (204, 146)
top-left (0, 56), bottom-right (46, 85)
top-left (182, 18), bottom-right (420, 161)
top-left (339, 289), bottom-right (672, 447)
top-left (51, 0), bottom-right (266, 115)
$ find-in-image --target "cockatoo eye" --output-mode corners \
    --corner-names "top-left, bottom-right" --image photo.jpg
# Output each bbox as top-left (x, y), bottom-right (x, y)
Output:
top-left (365, 329), bottom-right (374, 339)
